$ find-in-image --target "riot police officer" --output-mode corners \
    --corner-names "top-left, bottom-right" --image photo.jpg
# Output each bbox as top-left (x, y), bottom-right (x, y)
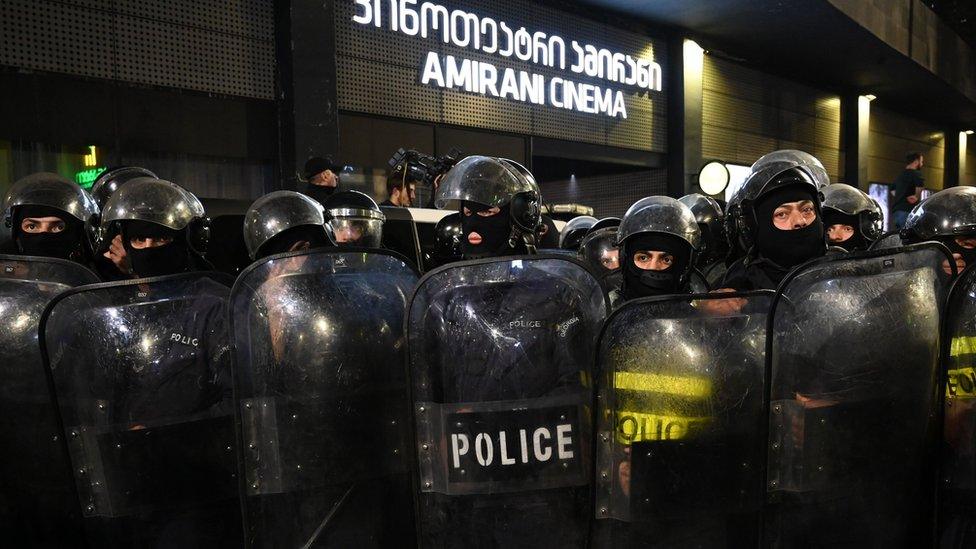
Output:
top-left (100, 177), bottom-right (212, 277)
top-left (678, 193), bottom-right (729, 285)
top-left (901, 185), bottom-right (976, 276)
top-left (89, 166), bottom-right (158, 279)
top-left (323, 190), bottom-right (386, 247)
top-left (411, 155), bottom-right (604, 547)
top-left (615, 196), bottom-right (701, 304)
top-left (243, 190), bottom-right (334, 261)
top-left (719, 151), bottom-right (828, 291)
top-left (559, 215), bottom-right (597, 251)
top-left (1, 172), bottom-right (98, 265)
top-left (821, 183), bottom-right (883, 252)
top-left (578, 217), bottom-right (621, 291)
top-left (437, 156), bottom-right (542, 259)
top-left (44, 176), bottom-right (239, 545)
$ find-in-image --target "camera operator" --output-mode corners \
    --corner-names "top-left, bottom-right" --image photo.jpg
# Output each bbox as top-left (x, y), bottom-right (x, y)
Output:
top-left (381, 163), bottom-right (418, 207)
top-left (387, 148), bottom-right (461, 208)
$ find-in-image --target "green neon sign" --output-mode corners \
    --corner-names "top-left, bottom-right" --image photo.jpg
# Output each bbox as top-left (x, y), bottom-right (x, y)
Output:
top-left (74, 167), bottom-right (104, 189)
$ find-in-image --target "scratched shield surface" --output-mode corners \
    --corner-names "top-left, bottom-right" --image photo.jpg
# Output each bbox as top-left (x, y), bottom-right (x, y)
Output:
top-left (0, 255), bottom-right (98, 547)
top-left (40, 271), bottom-right (241, 547)
top-left (593, 290), bottom-right (772, 548)
top-left (408, 254), bottom-right (607, 548)
top-left (229, 248), bottom-right (418, 549)
top-left (765, 244), bottom-right (950, 547)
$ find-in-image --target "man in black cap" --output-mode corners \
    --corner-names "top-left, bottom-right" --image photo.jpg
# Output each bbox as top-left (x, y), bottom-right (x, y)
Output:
top-left (302, 156), bottom-right (342, 205)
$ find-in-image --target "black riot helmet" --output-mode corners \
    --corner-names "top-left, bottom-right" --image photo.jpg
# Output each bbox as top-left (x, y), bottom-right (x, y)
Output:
top-left (90, 166), bottom-right (158, 209)
top-left (432, 212), bottom-right (463, 267)
top-left (678, 193), bottom-right (728, 267)
top-left (322, 190), bottom-right (385, 248)
top-left (101, 177), bottom-right (210, 277)
top-left (616, 196), bottom-right (701, 298)
top-left (726, 151), bottom-right (827, 267)
top-left (243, 191), bottom-right (334, 260)
top-left (902, 186), bottom-right (976, 269)
top-left (434, 155), bottom-right (542, 258)
top-left (2, 172), bottom-right (99, 261)
top-left (821, 184), bottom-right (883, 252)
top-left (559, 215), bottom-right (597, 250)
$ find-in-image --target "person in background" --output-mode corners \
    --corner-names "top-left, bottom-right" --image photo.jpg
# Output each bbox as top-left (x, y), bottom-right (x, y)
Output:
top-left (891, 152), bottom-right (925, 230)
top-left (302, 156), bottom-right (342, 206)
top-left (380, 164), bottom-right (417, 207)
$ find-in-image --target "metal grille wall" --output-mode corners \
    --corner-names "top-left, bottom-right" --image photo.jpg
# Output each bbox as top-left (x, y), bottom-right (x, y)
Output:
top-left (701, 56), bottom-right (844, 182)
top-left (334, 0), bottom-right (668, 152)
top-left (539, 170), bottom-right (667, 218)
top-left (868, 105), bottom-right (945, 189)
top-left (0, 0), bottom-right (274, 99)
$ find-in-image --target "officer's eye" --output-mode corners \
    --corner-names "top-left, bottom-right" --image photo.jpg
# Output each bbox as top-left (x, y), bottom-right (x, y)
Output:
top-left (50, 222), bottom-right (65, 233)
top-left (662, 254), bottom-right (674, 265)
top-left (635, 253), bottom-right (649, 262)
top-left (774, 210), bottom-right (788, 219)
top-left (462, 207), bottom-right (472, 216)
top-left (25, 222), bottom-right (36, 231)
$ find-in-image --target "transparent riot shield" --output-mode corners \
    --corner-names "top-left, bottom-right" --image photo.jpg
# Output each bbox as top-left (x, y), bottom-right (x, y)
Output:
top-left (941, 263), bottom-right (976, 546)
top-left (765, 244), bottom-right (952, 547)
top-left (0, 255), bottom-right (98, 547)
top-left (40, 272), bottom-right (240, 547)
top-left (230, 249), bottom-right (419, 548)
top-left (408, 255), bottom-right (608, 548)
top-left (594, 291), bottom-right (773, 547)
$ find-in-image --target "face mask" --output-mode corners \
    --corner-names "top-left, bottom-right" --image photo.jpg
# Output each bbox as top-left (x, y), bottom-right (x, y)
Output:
top-left (621, 233), bottom-right (691, 298)
top-left (14, 206), bottom-right (82, 260)
top-left (18, 229), bottom-right (79, 259)
top-left (754, 185), bottom-right (826, 268)
top-left (461, 202), bottom-right (514, 259)
top-left (122, 221), bottom-right (190, 278)
top-left (822, 210), bottom-right (866, 252)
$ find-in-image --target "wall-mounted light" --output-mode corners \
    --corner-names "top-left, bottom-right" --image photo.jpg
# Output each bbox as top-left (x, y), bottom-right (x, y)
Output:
top-left (698, 160), bottom-right (751, 199)
top-left (863, 94), bottom-right (877, 102)
top-left (698, 161), bottom-right (729, 196)
top-left (965, 130), bottom-right (975, 135)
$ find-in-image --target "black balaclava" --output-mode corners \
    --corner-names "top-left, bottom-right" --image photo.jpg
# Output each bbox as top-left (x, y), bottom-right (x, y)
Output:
top-left (461, 201), bottom-right (516, 259)
top-left (122, 220), bottom-right (190, 278)
top-left (15, 205), bottom-right (83, 260)
top-left (621, 233), bottom-right (691, 299)
top-left (940, 236), bottom-right (976, 271)
top-left (754, 184), bottom-right (825, 268)
top-left (259, 224), bottom-right (331, 259)
top-left (823, 209), bottom-right (865, 252)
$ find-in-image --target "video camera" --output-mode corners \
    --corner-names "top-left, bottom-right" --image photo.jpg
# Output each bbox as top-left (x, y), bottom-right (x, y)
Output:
top-left (388, 147), bottom-right (462, 187)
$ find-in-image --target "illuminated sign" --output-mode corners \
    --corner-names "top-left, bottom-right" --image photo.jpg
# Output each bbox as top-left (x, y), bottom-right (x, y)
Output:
top-left (74, 167), bottom-right (104, 189)
top-left (352, 0), bottom-right (663, 119)
top-left (83, 145), bottom-right (98, 167)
